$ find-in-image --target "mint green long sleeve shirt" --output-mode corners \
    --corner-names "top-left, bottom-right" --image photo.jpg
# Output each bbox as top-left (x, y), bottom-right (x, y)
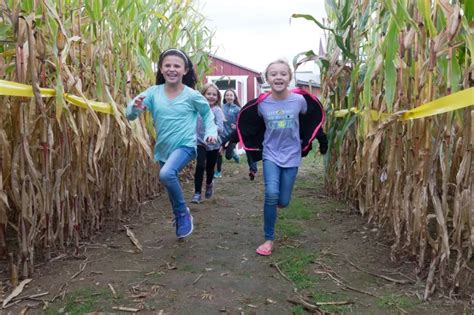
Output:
top-left (126, 84), bottom-right (217, 162)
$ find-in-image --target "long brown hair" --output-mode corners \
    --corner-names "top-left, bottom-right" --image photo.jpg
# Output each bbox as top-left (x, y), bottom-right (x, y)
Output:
top-left (223, 88), bottom-right (240, 107)
top-left (155, 48), bottom-right (197, 88)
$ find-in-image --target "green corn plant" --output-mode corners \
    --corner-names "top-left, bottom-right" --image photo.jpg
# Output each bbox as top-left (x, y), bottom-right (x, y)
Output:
top-left (0, 0), bottom-right (213, 280)
top-left (293, 0), bottom-right (473, 299)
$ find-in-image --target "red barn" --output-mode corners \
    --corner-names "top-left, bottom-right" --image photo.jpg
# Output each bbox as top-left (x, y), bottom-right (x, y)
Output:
top-left (205, 55), bottom-right (264, 104)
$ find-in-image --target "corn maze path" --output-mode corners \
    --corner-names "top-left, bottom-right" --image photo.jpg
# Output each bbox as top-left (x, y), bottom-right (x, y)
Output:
top-left (3, 157), bottom-right (471, 314)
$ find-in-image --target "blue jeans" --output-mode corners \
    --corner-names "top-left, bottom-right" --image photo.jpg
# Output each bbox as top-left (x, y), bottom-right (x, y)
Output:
top-left (159, 146), bottom-right (196, 217)
top-left (262, 159), bottom-right (298, 240)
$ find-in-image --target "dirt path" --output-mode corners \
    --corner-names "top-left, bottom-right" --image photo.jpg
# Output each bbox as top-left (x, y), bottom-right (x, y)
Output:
top-left (3, 157), bottom-right (472, 314)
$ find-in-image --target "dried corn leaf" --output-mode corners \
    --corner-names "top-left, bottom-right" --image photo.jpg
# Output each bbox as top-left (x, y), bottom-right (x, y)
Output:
top-left (2, 278), bottom-right (32, 308)
top-left (124, 225), bottom-right (143, 252)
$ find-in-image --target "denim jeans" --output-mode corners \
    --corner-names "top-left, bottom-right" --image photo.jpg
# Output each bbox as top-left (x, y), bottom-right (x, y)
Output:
top-left (159, 146), bottom-right (196, 217)
top-left (262, 159), bottom-right (299, 240)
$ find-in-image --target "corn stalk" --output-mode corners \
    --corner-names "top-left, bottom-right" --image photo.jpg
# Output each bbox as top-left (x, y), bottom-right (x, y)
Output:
top-left (294, 0), bottom-right (473, 298)
top-left (0, 0), bottom-right (212, 280)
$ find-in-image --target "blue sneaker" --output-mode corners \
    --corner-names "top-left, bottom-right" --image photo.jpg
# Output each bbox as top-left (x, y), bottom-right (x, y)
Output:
top-left (191, 193), bottom-right (201, 204)
top-left (205, 182), bottom-right (214, 199)
top-left (214, 171), bottom-right (222, 178)
top-left (175, 208), bottom-right (193, 238)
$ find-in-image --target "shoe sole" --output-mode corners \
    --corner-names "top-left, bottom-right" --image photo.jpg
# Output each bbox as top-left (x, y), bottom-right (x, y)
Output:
top-left (191, 200), bottom-right (200, 204)
top-left (178, 214), bottom-right (194, 239)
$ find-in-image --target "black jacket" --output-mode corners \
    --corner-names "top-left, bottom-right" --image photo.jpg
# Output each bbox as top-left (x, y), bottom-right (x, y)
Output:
top-left (232, 88), bottom-right (327, 162)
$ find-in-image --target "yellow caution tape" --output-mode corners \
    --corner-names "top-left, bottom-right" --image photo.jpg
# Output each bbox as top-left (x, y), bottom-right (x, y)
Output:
top-left (400, 87), bottom-right (474, 120)
top-left (0, 80), bottom-right (55, 97)
top-left (64, 93), bottom-right (113, 114)
top-left (334, 87), bottom-right (474, 121)
top-left (0, 79), bottom-right (113, 114)
top-left (2, 80), bottom-right (472, 119)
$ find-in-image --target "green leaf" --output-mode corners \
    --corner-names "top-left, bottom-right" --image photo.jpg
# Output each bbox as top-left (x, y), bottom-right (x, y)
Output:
top-left (21, 0), bottom-right (34, 11)
top-left (384, 61), bottom-right (397, 111)
top-left (335, 114), bottom-right (358, 155)
top-left (450, 53), bottom-right (461, 92)
top-left (318, 58), bottom-right (330, 70)
top-left (383, 18), bottom-right (399, 111)
top-left (462, 19), bottom-right (474, 66)
top-left (0, 24), bottom-right (11, 39)
top-left (382, 0), bottom-right (408, 29)
top-left (465, 0), bottom-right (474, 22)
top-left (417, 0), bottom-right (437, 38)
top-left (291, 14), bottom-right (333, 31)
top-left (136, 50), bottom-right (154, 82)
top-left (117, 0), bottom-right (125, 11)
top-left (396, 0), bottom-right (418, 29)
top-left (437, 56), bottom-right (448, 84)
top-left (84, 1), bottom-right (95, 21)
top-left (93, 0), bottom-right (102, 22)
top-left (55, 78), bottom-right (65, 121)
top-left (293, 50), bottom-right (318, 71)
top-left (340, 0), bottom-right (352, 29)
top-left (335, 34), bottom-right (357, 61)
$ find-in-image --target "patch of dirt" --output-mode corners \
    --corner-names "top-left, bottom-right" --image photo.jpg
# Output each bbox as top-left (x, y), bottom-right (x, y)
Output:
top-left (1, 157), bottom-right (472, 314)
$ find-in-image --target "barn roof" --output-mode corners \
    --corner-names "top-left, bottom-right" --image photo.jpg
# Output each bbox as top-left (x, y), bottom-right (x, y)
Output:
top-left (208, 54), bottom-right (262, 75)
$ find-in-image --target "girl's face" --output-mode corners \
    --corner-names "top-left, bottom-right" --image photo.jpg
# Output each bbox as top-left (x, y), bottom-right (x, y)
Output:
top-left (159, 55), bottom-right (187, 85)
top-left (224, 91), bottom-right (235, 104)
top-left (266, 63), bottom-right (291, 94)
top-left (204, 87), bottom-right (219, 106)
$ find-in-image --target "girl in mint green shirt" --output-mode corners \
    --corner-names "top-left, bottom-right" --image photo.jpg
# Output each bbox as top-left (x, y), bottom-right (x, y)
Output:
top-left (126, 48), bottom-right (217, 239)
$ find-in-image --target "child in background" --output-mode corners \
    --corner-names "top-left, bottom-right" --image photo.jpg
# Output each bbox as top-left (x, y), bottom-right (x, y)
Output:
top-left (192, 84), bottom-right (224, 203)
top-left (126, 48), bottom-right (217, 239)
top-left (246, 151), bottom-right (258, 180)
top-left (216, 89), bottom-right (259, 180)
top-left (215, 89), bottom-right (241, 178)
top-left (237, 59), bottom-right (327, 256)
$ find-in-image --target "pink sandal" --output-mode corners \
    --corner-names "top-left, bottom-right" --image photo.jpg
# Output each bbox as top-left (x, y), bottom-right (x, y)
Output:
top-left (256, 242), bottom-right (273, 256)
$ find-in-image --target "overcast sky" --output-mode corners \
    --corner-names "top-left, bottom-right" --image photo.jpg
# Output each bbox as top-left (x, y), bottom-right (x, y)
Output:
top-left (197, 0), bottom-right (327, 73)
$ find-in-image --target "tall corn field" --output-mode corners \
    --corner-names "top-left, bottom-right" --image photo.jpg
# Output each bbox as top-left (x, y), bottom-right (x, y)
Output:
top-left (295, 0), bottom-right (473, 299)
top-left (0, 0), bottom-right (212, 281)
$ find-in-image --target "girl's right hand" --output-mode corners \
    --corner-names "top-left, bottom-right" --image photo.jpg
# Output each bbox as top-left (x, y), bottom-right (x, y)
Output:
top-left (133, 95), bottom-right (146, 111)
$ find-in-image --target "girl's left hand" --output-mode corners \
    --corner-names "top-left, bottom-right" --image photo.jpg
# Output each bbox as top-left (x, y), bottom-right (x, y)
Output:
top-left (206, 136), bottom-right (217, 144)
